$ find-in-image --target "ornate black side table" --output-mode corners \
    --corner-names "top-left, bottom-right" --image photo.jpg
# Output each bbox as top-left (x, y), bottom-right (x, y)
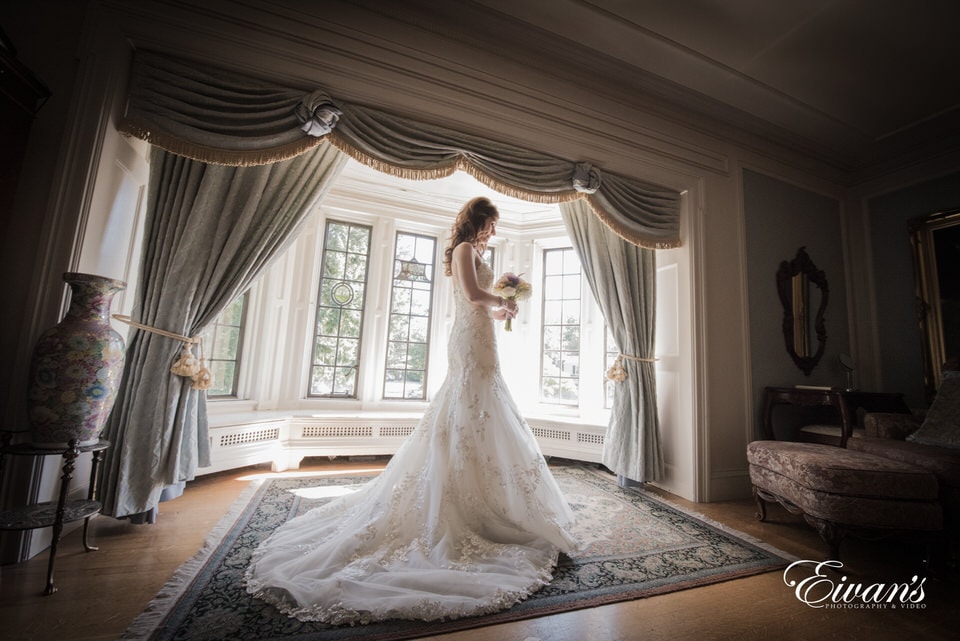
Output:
top-left (0, 434), bottom-right (110, 594)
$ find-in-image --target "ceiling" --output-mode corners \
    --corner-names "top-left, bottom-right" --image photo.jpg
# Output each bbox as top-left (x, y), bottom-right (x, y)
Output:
top-left (466, 0), bottom-right (960, 173)
top-left (335, 0), bottom-right (960, 210)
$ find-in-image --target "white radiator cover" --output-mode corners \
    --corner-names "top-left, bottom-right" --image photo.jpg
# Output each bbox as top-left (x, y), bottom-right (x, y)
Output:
top-left (202, 414), bottom-right (606, 475)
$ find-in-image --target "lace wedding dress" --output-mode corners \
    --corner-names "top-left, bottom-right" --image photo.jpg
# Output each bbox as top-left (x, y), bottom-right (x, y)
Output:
top-left (245, 254), bottom-right (577, 624)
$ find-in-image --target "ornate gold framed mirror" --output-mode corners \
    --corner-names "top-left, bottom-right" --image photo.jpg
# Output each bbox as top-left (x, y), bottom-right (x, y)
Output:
top-left (777, 247), bottom-right (829, 375)
top-left (910, 208), bottom-right (960, 399)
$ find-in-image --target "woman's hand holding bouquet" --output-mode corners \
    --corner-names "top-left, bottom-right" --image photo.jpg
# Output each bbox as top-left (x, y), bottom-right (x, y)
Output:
top-left (493, 272), bottom-right (531, 331)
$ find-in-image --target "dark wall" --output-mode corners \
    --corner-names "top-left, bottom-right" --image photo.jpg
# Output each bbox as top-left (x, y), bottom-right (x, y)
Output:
top-left (743, 169), bottom-right (847, 434)
top-left (869, 170), bottom-right (960, 408)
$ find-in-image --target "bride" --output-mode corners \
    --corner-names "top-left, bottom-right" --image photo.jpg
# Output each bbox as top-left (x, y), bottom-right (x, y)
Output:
top-left (245, 196), bottom-right (578, 624)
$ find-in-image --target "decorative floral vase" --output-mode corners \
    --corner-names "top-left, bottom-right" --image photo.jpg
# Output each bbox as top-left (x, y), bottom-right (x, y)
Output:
top-left (27, 272), bottom-right (127, 448)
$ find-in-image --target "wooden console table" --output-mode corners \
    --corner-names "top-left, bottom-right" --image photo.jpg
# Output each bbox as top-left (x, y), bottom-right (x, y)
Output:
top-left (761, 387), bottom-right (910, 447)
top-left (0, 436), bottom-right (110, 594)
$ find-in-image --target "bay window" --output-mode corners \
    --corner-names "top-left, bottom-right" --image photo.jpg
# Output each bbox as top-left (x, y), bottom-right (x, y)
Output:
top-left (203, 181), bottom-right (612, 427)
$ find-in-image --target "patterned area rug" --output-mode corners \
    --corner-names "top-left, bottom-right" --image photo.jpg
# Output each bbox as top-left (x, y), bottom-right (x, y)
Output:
top-left (122, 464), bottom-right (791, 641)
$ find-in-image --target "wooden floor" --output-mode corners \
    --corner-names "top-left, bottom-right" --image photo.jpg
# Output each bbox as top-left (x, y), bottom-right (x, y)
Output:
top-left (1, 458), bottom-right (956, 641)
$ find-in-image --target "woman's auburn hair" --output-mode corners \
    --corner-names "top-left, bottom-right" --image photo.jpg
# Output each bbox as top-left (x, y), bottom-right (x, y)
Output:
top-left (443, 196), bottom-right (499, 276)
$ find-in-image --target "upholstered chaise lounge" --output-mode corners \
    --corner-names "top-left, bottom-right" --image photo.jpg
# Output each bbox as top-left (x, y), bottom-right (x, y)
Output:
top-left (847, 373), bottom-right (960, 547)
top-left (747, 440), bottom-right (943, 559)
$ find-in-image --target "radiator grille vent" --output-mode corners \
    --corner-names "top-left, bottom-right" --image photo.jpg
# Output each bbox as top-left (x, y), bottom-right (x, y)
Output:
top-left (577, 432), bottom-right (605, 445)
top-left (532, 426), bottom-right (572, 441)
top-left (379, 425), bottom-right (416, 438)
top-left (302, 424), bottom-right (374, 438)
top-left (219, 427), bottom-right (280, 447)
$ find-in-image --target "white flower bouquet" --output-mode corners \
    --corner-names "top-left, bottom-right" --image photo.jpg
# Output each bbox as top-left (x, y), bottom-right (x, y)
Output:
top-left (493, 272), bottom-right (532, 331)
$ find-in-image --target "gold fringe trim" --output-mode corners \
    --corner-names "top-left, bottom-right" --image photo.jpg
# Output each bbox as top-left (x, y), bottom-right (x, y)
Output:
top-left (454, 157), bottom-right (581, 205)
top-left (119, 119), bottom-right (326, 167)
top-left (119, 122), bottom-right (681, 247)
top-left (327, 133), bottom-right (460, 180)
top-left (585, 196), bottom-right (681, 250)
top-left (328, 133), bottom-right (582, 205)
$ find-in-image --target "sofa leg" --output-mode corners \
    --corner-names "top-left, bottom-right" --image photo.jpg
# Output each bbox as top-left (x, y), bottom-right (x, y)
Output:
top-left (752, 485), bottom-right (767, 522)
top-left (805, 515), bottom-right (844, 560)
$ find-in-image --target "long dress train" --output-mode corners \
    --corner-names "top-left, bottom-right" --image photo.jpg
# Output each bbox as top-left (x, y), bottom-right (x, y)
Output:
top-left (245, 254), bottom-right (577, 624)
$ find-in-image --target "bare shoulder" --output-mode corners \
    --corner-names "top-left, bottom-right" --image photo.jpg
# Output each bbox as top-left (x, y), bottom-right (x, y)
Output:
top-left (452, 241), bottom-right (474, 258)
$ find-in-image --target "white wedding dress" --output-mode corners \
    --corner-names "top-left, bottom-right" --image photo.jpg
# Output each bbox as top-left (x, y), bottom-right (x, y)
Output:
top-left (245, 254), bottom-right (577, 624)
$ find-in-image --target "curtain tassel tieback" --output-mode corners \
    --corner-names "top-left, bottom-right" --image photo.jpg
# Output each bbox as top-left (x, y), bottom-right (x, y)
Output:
top-left (605, 353), bottom-right (657, 383)
top-left (113, 314), bottom-right (213, 390)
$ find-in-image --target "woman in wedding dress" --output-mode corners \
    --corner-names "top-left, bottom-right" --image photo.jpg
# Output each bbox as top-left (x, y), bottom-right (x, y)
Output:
top-left (245, 196), bottom-right (578, 624)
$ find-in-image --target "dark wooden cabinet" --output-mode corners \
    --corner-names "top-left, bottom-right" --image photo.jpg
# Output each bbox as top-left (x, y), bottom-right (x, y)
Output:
top-left (761, 386), bottom-right (910, 447)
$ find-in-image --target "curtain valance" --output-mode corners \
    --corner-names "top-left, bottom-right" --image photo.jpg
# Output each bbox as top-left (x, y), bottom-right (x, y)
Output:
top-left (119, 50), bottom-right (681, 248)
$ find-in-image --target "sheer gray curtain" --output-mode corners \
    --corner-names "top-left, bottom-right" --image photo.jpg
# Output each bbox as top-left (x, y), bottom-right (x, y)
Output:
top-left (560, 199), bottom-right (663, 484)
top-left (100, 142), bottom-right (347, 518)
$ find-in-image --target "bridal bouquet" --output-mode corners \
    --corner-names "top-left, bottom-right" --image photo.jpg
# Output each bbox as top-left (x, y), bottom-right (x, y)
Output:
top-left (493, 272), bottom-right (531, 331)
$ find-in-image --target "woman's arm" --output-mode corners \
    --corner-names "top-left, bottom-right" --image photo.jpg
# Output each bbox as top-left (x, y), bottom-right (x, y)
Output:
top-left (451, 242), bottom-right (517, 314)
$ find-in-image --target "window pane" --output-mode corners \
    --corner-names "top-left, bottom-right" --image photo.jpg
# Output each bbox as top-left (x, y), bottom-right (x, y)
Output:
top-left (544, 250), bottom-right (563, 273)
top-left (310, 220), bottom-right (371, 397)
top-left (345, 253), bottom-right (366, 281)
top-left (323, 251), bottom-right (346, 278)
top-left (391, 287), bottom-right (412, 314)
top-left (216, 325), bottom-right (243, 358)
top-left (387, 341), bottom-right (407, 368)
top-left (561, 325), bottom-right (580, 352)
top-left (543, 275), bottom-right (563, 299)
top-left (540, 247), bottom-right (581, 405)
top-left (325, 223), bottom-right (348, 251)
top-left (560, 378), bottom-right (579, 401)
top-left (403, 370), bottom-right (424, 398)
top-left (543, 300), bottom-right (563, 325)
top-left (339, 309), bottom-right (363, 338)
top-left (221, 301), bottom-right (244, 326)
top-left (389, 316), bottom-right (410, 342)
top-left (543, 326), bottom-right (561, 351)
top-left (383, 232), bottom-right (437, 400)
top-left (406, 342), bottom-right (427, 369)
top-left (199, 293), bottom-right (248, 398)
top-left (410, 289), bottom-right (431, 316)
top-left (348, 225), bottom-right (370, 253)
top-left (336, 337), bottom-right (359, 365)
top-left (333, 366), bottom-right (356, 395)
top-left (542, 351), bottom-right (561, 377)
top-left (409, 316), bottom-right (429, 343)
top-left (315, 307), bottom-right (340, 336)
top-left (311, 366), bottom-right (334, 392)
top-left (208, 361), bottom-right (236, 397)
top-left (384, 369), bottom-right (403, 397)
top-left (542, 376), bottom-right (560, 401)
